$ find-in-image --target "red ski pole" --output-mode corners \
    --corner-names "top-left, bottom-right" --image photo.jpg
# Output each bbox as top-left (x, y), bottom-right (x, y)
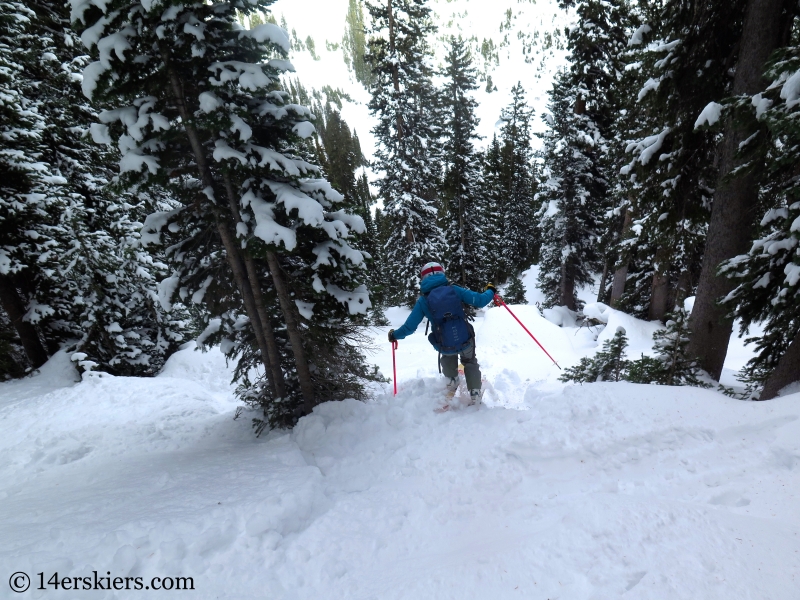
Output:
top-left (494, 295), bottom-right (562, 369)
top-left (391, 340), bottom-right (399, 395)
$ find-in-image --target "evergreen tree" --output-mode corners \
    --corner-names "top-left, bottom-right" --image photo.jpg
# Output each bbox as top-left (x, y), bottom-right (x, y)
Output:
top-left (559, 327), bottom-right (630, 383)
top-left (73, 0), bottom-right (375, 427)
top-left (0, 1), bottom-right (54, 371)
top-left (612, 0), bottom-right (747, 321)
top-left (497, 83), bottom-right (536, 277)
top-left (536, 70), bottom-right (603, 310)
top-left (721, 35), bottom-right (800, 399)
top-left (687, 0), bottom-right (796, 379)
top-left (481, 134), bottom-right (506, 283)
top-left (627, 308), bottom-right (709, 387)
top-left (1, 0), bottom-right (186, 376)
top-left (366, 0), bottom-right (446, 306)
top-left (343, 0), bottom-right (374, 88)
top-left (503, 275), bottom-right (527, 305)
top-left (440, 36), bottom-right (487, 291)
top-left (538, 0), bottom-right (634, 311)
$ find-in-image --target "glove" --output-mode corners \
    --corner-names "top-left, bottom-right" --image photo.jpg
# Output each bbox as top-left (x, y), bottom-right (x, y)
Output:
top-left (484, 283), bottom-right (497, 294)
top-left (388, 329), bottom-right (397, 343)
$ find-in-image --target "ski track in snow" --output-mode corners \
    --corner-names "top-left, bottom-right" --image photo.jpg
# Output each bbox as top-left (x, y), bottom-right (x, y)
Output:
top-left (1, 292), bottom-right (799, 598)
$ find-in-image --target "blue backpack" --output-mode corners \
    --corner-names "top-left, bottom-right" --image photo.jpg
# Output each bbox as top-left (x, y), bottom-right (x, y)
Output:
top-left (426, 285), bottom-right (473, 354)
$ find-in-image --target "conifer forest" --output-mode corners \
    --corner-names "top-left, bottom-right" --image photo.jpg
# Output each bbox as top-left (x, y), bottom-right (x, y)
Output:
top-left (2, 0), bottom-right (800, 431)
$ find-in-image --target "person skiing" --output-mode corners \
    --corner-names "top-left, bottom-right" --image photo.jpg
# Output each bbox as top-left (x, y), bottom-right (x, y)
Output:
top-left (388, 262), bottom-right (496, 403)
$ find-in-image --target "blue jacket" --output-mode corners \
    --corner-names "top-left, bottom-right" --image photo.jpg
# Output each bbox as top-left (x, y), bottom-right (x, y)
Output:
top-left (392, 273), bottom-right (495, 343)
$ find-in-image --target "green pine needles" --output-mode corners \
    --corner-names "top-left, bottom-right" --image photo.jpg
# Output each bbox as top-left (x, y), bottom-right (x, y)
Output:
top-left (560, 327), bottom-right (630, 383)
top-left (560, 310), bottom-right (710, 387)
top-left (503, 275), bottom-right (527, 305)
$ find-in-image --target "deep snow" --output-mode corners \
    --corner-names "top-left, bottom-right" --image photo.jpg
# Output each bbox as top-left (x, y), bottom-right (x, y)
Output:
top-left (1, 285), bottom-right (799, 599)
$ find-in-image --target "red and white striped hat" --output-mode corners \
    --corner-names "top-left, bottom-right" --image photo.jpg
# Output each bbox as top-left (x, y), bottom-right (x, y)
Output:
top-left (420, 262), bottom-right (445, 281)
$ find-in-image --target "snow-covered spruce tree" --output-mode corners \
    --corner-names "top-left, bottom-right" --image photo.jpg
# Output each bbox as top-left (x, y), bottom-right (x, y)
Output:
top-left (71, 0), bottom-right (374, 424)
top-left (503, 275), bottom-right (526, 305)
top-left (721, 39), bottom-right (800, 399)
top-left (306, 100), bottom-right (387, 315)
top-left (536, 70), bottom-right (603, 310)
top-left (26, 0), bottom-right (189, 376)
top-left (688, 0), bottom-right (796, 380)
top-left (497, 83), bottom-right (537, 278)
top-left (0, 1), bottom-right (61, 372)
top-left (440, 36), bottom-right (487, 292)
top-left (343, 0), bottom-right (374, 88)
top-left (559, 327), bottom-right (630, 383)
top-left (613, 0), bottom-right (747, 321)
top-left (626, 308), bottom-right (709, 387)
top-left (480, 134), bottom-right (507, 283)
top-left (366, 0), bottom-right (446, 306)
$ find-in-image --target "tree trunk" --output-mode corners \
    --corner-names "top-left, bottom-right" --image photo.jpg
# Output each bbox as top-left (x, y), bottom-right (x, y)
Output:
top-left (161, 50), bottom-right (280, 394)
top-left (459, 192), bottom-right (466, 286)
top-left (670, 269), bottom-right (692, 313)
top-left (560, 260), bottom-right (576, 310)
top-left (596, 259), bottom-right (609, 303)
top-left (760, 328), bottom-right (800, 400)
top-left (687, 0), bottom-right (789, 379)
top-left (649, 270), bottom-right (669, 322)
top-left (649, 243), bottom-right (671, 321)
top-left (221, 170), bottom-right (286, 399)
top-left (610, 208), bottom-right (633, 307)
top-left (0, 277), bottom-right (49, 369)
top-left (265, 251), bottom-right (317, 414)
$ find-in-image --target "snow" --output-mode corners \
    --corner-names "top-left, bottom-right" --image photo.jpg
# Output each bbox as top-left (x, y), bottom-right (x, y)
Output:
top-left (156, 273), bottom-right (180, 311)
top-left (295, 300), bottom-right (315, 320)
top-left (695, 102), bottom-right (723, 129)
top-left (242, 23), bottom-right (291, 54)
top-left (2, 294), bottom-right (799, 598)
top-left (80, 60), bottom-right (105, 99)
top-left (628, 24), bottom-right (652, 46)
top-left (780, 68), bottom-right (800, 108)
top-left (292, 121), bottom-right (316, 139)
top-left (325, 283), bottom-right (371, 315)
top-left (89, 122), bottom-right (112, 145)
top-left (197, 91), bottom-right (222, 113)
top-left (751, 93), bottom-right (773, 120)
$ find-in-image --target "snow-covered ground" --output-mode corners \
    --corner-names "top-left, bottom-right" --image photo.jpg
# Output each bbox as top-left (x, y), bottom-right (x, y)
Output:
top-left (2, 273), bottom-right (799, 599)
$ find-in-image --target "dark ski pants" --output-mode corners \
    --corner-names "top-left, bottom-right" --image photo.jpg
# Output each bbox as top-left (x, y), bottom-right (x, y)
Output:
top-left (440, 344), bottom-right (482, 393)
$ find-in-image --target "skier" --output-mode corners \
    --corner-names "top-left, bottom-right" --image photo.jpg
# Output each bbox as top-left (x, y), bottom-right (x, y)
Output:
top-left (388, 262), bottom-right (496, 403)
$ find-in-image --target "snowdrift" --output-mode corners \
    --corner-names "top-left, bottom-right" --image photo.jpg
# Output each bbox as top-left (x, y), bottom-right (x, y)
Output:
top-left (1, 305), bottom-right (799, 598)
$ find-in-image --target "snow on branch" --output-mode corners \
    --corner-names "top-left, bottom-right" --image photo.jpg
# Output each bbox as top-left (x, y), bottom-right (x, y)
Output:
top-left (694, 102), bottom-right (723, 129)
top-left (240, 23), bottom-right (291, 54)
top-left (325, 284), bottom-right (371, 315)
top-left (627, 24), bottom-right (651, 46)
top-left (240, 190), bottom-right (297, 251)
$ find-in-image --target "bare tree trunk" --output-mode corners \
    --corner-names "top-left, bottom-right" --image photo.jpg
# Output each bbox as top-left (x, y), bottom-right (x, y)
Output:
top-left (610, 208), bottom-right (633, 307)
top-left (760, 329), bottom-right (800, 400)
top-left (649, 244), bottom-right (671, 321)
top-left (671, 270), bottom-right (692, 312)
top-left (560, 260), bottom-right (576, 310)
top-left (161, 51), bottom-right (280, 395)
top-left (687, 0), bottom-right (790, 379)
top-left (0, 277), bottom-right (49, 369)
top-left (596, 259), bottom-right (609, 303)
top-left (265, 251), bottom-right (316, 414)
top-left (221, 171), bottom-right (286, 399)
top-left (649, 271), bottom-right (669, 322)
top-left (459, 193), bottom-right (466, 286)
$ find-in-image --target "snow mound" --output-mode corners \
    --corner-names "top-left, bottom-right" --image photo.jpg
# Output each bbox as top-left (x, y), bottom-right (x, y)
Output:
top-left (2, 310), bottom-right (799, 598)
